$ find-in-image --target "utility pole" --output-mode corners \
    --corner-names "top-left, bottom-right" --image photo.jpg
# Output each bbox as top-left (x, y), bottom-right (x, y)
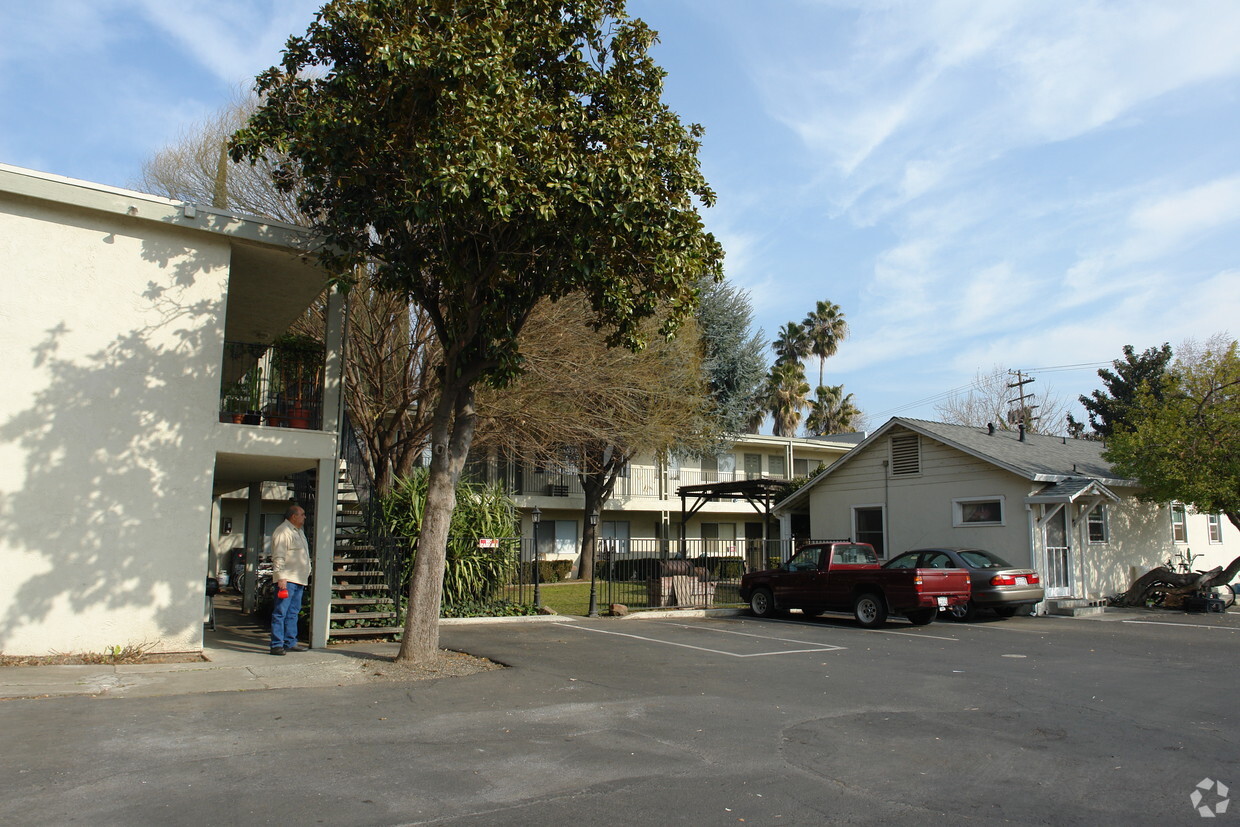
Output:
top-left (1007, 370), bottom-right (1040, 429)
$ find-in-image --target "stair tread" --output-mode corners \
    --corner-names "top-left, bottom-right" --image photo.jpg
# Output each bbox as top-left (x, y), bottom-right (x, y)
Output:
top-left (331, 597), bottom-right (396, 606)
top-left (330, 611), bottom-right (398, 620)
top-left (329, 626), bottom-right (402, 637)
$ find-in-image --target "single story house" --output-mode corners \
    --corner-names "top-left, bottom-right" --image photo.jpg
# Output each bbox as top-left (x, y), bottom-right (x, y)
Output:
top-left (774, 417), bottom-right (1239, 610)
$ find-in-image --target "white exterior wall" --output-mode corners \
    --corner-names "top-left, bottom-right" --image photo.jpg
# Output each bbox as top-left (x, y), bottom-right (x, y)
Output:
top-left (0, 194), bottom-right (229, 655)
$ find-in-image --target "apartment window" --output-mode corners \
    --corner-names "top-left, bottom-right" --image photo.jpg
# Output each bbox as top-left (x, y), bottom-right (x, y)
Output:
top-left (890, 434), bottom-right (921, 475)
top-left (668, 455), bottom-right (681, 480)
top-left (954, 497), bottom-right (1005, 527)
top-left (1208, 513), bottom-right (1223, 544)
top-left (793, 458), bottom-right (810, 477)
top-left (1171, 502), bottom-right (1188, 543)
top-left (768, 455), bottom-right (787, 478)
top-left (853, 506), bottom-right (886, 558)
top-left (1087, 505), bottom-right (1109, 544)
top-left (744, 453), bottom-right (762, 479)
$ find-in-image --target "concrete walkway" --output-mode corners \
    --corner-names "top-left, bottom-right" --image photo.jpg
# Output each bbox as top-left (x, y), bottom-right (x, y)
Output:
top-left (0, 594), bottom-right (573, 700)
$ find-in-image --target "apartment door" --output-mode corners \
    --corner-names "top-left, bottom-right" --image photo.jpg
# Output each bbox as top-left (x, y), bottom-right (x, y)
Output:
top-left (1042, 506), bottom-right (1073, 598)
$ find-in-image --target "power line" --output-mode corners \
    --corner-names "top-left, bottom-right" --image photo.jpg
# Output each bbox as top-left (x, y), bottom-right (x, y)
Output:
top-left (869, 360), bottom-right (1114, 420)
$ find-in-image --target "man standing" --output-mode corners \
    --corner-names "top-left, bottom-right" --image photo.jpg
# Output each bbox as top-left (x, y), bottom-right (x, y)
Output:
top-left (270, 504), bottom-right (311, 655)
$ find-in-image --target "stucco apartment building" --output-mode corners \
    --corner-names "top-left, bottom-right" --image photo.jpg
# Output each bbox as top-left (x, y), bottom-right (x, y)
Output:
top-left (479, 432), bottom-right (863, 567)
top-left (0, 164), bottom-right (346, 656)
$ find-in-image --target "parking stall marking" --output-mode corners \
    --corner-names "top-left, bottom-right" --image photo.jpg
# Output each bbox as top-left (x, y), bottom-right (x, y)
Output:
top-left (559, 621), bottom-right (846, 658)
top-left (1122, 620), bottom-right (1240, 632)
top-left (730, 614), bottom-right (961, 642)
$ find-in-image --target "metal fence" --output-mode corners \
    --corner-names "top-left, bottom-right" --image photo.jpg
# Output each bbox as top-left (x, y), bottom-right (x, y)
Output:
top-left (352, 535), bottom-right (825, 622)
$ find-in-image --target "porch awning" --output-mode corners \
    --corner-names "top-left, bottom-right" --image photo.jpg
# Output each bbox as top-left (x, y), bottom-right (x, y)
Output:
top-left (1025, 477), bottom-right (1120, 505)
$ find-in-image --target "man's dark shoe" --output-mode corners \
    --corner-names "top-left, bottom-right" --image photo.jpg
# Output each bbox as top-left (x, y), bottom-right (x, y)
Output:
top-left (286, 645), bottom-right (309, 653)
top-left (270, 647), bottom-right (286, 656)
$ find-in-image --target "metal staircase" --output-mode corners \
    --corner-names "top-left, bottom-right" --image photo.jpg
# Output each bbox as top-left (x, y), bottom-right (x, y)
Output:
top-left (327, 420), bottom-right (403, 640)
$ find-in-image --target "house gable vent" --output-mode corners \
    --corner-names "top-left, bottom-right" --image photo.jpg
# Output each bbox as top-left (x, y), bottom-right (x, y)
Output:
top-left (890, 434), bottom-right (921, 475)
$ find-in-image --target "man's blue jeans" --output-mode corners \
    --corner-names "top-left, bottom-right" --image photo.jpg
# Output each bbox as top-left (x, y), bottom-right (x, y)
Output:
top-left (270, 582), bottom-right (305, 650)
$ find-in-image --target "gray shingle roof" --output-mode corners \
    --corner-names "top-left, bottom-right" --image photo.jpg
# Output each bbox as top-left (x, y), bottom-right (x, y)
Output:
top-left (776, 416), bottom-right (1136, 512)
top-left (899, 418), bottom-right (1129, 484)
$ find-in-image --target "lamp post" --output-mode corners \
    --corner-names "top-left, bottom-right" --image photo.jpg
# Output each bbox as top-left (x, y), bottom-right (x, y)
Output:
top-left (587, 507), bottom-right (600, 618)
top-left (531, 506), bottom-right (542, 610)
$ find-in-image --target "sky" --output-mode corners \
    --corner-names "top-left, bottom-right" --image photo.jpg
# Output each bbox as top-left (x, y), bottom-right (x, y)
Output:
top-left (4, 0), bottom-right (1239, 432)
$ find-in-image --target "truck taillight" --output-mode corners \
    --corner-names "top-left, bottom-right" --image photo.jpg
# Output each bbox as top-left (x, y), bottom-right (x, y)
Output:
top-left (913, 575), bottom-right (923, 585)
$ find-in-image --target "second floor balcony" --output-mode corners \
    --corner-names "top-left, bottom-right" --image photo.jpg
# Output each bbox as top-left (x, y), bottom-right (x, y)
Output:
top-left (218, 337), bottom-right (325, 430)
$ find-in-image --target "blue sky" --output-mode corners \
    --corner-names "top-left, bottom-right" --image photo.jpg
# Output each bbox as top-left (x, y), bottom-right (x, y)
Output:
top-left (4, 0), bottom-right (1238, 430)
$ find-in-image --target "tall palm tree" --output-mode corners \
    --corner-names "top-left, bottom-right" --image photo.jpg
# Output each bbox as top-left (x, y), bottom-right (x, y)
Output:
top-left (766, 360), bottom-right (810, 436)
top-left (805, 384), bottom-right (860, 435)
top-left (772, 321), bottom-right (809, 367)
top-left (802, 300), bottom-right (848, 388)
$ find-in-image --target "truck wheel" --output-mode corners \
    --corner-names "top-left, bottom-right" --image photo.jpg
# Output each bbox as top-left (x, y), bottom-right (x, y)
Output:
top-left (949, 601), bottom-right (978, 622)
top-left (750, 588), bottom-right (777, 618)
top-left (853, 592), bottom-right (887, 628)
top-left (905, 608), bottom-right (937, 626)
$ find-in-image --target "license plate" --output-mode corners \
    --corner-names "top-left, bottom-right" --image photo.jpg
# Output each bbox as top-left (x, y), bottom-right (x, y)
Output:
top-left (1015, 577), bottom-right (1028, 585)
top-left (937, 597), bottom-right (948, 607)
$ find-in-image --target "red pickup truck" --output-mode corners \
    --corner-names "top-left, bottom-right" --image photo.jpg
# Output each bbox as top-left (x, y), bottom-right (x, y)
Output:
top-left (739, 541), bottom-right (971, 627)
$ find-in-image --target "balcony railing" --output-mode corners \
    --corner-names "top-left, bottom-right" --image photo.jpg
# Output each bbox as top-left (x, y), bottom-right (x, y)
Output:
top-left (218, 339), bottom-right (325, 430)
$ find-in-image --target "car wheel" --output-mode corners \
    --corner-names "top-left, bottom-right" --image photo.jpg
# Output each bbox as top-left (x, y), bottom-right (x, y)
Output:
top-left (905, 608), bottom-right (937, 626)
top-left (853, 592), bottom-right (888, 628)
top-left (949, 600), bottom-right (978, 622)
top-left (993, 605), bottom-right (1021, 618)
top-left (750, 587), bottom-right (777, 618)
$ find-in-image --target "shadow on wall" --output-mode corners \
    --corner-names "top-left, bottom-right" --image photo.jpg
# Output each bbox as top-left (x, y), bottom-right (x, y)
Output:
top-left (0, 228), bottom-right (228, 653)
top-left (1082, 499), bottom-right (1170, 598)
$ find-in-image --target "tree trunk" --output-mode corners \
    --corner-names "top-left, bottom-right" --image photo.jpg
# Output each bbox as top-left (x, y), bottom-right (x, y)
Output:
top-left (396, 380), bottom-right (477, 663)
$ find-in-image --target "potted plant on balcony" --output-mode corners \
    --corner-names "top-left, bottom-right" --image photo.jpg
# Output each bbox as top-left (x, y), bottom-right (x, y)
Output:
top-left (271, 333), bottom-right (323, 429)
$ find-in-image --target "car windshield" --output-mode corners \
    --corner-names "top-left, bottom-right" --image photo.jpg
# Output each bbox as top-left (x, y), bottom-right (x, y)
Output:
top-left (957, 549), bottom-right (1011, 569)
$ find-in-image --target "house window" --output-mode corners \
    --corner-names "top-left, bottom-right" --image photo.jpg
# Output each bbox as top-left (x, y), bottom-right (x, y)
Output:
top-left (1208, 513), bottom-right (1223, 544)
top-left (954, 497), bottom-right (1005, 526)
top-left (1087, 505), bottom-right (1109, 544)
top-left (1171, 502), bottom-right (1187, 543)
top-left (768, 455), bottom-right (787, 478)
top-left (890, 434), bottom-right (920, 475)
top-left (793, 458), bottom-right (810, 477)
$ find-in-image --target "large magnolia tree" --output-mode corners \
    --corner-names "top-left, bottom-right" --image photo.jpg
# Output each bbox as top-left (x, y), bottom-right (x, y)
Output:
top-left (231, 0), bottom-right (723, 662)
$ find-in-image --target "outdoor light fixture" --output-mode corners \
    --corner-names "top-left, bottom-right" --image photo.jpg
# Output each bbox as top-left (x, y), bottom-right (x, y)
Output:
top-left (588, 508), bottom-right (601, 618)
top-left (530, 506), bottom-right (543, 609)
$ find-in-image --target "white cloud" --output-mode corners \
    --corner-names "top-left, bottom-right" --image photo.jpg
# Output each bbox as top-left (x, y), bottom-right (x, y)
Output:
top-left (135, 0), bottom-right (321, 87)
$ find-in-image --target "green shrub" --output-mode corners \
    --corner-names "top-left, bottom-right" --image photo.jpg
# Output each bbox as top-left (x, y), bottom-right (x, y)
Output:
top-left (379, 469), bottom-right (521, 609)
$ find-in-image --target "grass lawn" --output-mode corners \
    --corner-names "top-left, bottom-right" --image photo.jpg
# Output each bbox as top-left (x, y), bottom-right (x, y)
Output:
top-left (522, 579), bottom-right (744, 616)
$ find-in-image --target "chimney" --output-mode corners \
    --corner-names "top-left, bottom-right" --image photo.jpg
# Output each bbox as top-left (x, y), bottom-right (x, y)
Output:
top-left (1018, 423), bottom-right (1026, 442)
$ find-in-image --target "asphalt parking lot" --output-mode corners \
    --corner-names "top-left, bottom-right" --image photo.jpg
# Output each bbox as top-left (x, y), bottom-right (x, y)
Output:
top-left (2, 610), bottom-right (1237, 825)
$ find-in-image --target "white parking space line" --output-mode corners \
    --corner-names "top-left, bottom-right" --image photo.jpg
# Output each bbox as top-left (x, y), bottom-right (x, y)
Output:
top-left (1122, 620), bottom-right (1240, 632)
top-left (562, 623), bottom-right (845, 658)
top-left (735, 615), bottom-right (960, 642)
top-left (650, 621), bottom-right (847, 648)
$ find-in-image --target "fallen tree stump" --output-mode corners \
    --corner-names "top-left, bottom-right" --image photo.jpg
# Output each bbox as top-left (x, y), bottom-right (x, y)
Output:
top-left (1114, 554), bottom-right (1240, 608)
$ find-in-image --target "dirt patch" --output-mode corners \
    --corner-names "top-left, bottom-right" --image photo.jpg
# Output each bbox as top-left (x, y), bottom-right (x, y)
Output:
top-left (0, 651), bottom-right (208, 667)
top-left (358, 649), bottom-right (503, 682)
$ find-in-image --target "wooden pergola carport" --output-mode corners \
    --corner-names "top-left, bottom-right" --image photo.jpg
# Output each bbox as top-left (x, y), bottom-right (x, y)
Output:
top-left (675, 478), bottom-right (792, 560)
